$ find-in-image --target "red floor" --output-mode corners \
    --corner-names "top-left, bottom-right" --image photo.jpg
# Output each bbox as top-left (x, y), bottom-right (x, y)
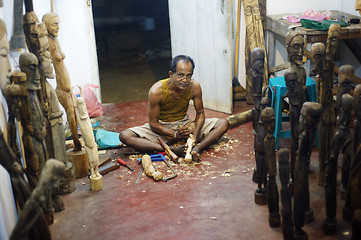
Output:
top-left (49, 101), bottom-right (352, 240)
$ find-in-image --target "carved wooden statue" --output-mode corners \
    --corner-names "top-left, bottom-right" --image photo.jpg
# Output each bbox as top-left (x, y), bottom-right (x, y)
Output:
top-left (293, 102), bottom-right (322, 240)
top-left (357, 0), bottom-right (361, 15)
top-left (243, 0), bottom-right (268, 104)
top-left (317, 24), bottom-right (340, 186)
top-left (343, 84), bottom-right (361, 221)
top-left (253, 97), bottom-right (271, 205)
top-left (43, 12), bottom-right (82, 152)
top-left (323, 93), bottom-right (353, 235)
top-left (261, 107), bottom-right (280, 227)
top-left (10, 159), bottom-right (65, 240)
top-left (284, 68), bottom-right (304, 189)
top-left (0, 128), bottom-right (51, 240)
top-left (352, 209), bottom-right (361, 240)
top-left (285, 30), bottom-right (307, 188)
top-left (73, 86), bottom-right (103, 191)
top-left (278, 148), bottom-right (294, 240)
top-left (337, 65), bottom-right (355, 198)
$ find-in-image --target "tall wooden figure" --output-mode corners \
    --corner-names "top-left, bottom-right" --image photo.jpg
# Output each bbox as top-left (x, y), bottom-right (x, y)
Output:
top-left (293, 102), bottom-right (322, 240)
top-left (42, 12), bottom-right (82, 152)
top-left (254, 97), bottom-right (271, 205)
top-left (262, 107), bottom-right (280, 227)
top-left (278, 148), bottom-right (294, 240)
top-left (318, 24), bottom-right (340, 186)
top-left (251, 47), bottom-right (266, 204)
top-left (323, 93), bottom-right (353, 235)
top-left (73, 86), bottom-right (102, 191)
top-left (285, 30), bottom-right (307, 187)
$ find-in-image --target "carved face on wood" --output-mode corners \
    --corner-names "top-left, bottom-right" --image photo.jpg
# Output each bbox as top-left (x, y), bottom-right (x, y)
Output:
top-left (19, 53), bottom-right (41, 91)
top-left (0, 20), bottom-right (11, 91)
top-left (37, 23), bottom-right (54, 78)
top-left (311, 42), bottom-right (325, 73)
top-left (43, 13), bottom-right (60, 38)
top-left (326, 24), bottom-right (341, 58)
top-left (287, 34), bottom-right (304, 66)
top-left (251, 48), bottom-right (264, 101)
top-left (300, 102), bottom-right (322, 135)
top-left (285, 69), bottom-right (301, 106)
top-left (261, 107), bottom-right (275, 136)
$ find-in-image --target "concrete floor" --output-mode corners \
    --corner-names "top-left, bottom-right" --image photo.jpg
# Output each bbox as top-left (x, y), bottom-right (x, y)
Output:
top-left (49, 100), bottom-right (352, 240)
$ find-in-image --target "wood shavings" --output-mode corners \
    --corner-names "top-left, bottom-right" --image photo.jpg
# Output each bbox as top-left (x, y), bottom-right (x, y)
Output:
top-left (117, 175), bottom-right (124, 179)
top-left (209, 217), bottom-right (217, 220)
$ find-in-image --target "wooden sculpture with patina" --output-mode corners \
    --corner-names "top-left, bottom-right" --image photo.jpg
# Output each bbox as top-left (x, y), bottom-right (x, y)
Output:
top-left (285, 30), bottom-right (307, 189)
top-left (293, 102), bottom-right (322, 240)
top-left (261, 107), bottom-right (280, 228)
top-left (323, 93), bottom-right (353, 235)
top-left (278, 148), bottom-right (294, 240)
top-left (317, 24), bottom-right (340, 186)
top-left (253, 97), bottom-right (270, 205)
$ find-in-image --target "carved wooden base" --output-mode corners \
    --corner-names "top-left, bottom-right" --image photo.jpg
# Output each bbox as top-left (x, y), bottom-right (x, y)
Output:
top-left (322, 218), bottom-right (337, 235)
top-left (343, 206), bottom-right (354, 222)
top-left (90, 175), bottom-right (103, 191)
top-left (66, 148), bottom-right (88, 178)
top-left (255, 189), bottom-right (267, 205)
top-left (304, 208), bottom-right (314, 224)
top-left (59, 161), bottom-right (76, 195)
top-left (269, 213), bottom-right (281, 228)
top-left (317, 172), bottom-right (325, 187)
top-left (294, 229), bottom-right (308, 240)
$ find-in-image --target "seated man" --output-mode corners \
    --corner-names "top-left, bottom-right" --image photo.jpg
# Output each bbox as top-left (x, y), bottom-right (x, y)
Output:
top-left (119, 55), bottom-right (229, 162)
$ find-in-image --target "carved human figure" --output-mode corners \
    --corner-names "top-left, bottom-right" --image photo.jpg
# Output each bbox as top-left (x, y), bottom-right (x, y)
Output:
top-left (73, 87), bottom-right (102, 190)
top-left (286, 30), bottom-right (307, 93)
top-left (310, 42), bottom-right (326, 103)
top-left (323, 93), bottom-right (353, 235)
top-left (19, 52), bottom-right (48, 188)
top-left (261, 107), bottom-right (280, 227)
top-left (42, 12), bottom-right (82, 151)
top-left (357, 0), bottom-right (361, 15)
top-left (278, 148), bottom-right (294, 240)
top-left (253, 97), bottom-right (270, 205)
top-left (293, 102), bottom-right (322, 239)
top-left (318, 24), bottom-right (340, 186)
top-left (0, 128), bottom-right (51, 240)
top-left (284, 68), bottom-right (304, 188)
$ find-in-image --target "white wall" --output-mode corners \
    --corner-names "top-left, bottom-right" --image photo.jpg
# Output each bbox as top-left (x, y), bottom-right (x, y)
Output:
top-left (2, 0), bottom-right (101, 102)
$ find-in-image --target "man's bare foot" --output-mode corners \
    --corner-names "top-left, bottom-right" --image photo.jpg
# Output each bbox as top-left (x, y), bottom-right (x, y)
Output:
top-left (170, 145), bottom-right (186, 157)
top-left (191, 149), bottom-right (200, 162)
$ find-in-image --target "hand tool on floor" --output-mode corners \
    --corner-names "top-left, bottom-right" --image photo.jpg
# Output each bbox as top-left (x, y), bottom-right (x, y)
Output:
top-left (135, 166), bottom-right (143, 184)
top-left (162, 158), bottom-right (178, 182)
top-left (158, 137), bottom-right (179, 162)
top-left (116, 158), bottom-right (135, 171)
top-left (137, 153), bottom-right (166, 163)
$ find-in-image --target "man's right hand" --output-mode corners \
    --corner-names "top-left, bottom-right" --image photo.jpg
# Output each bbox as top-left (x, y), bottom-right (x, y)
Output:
top-left (175, 126), bottom-right (191, 140)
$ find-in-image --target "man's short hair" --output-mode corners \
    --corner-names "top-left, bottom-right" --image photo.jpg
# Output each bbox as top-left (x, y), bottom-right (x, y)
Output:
top-left (169, 55), bottom-right (195, 73)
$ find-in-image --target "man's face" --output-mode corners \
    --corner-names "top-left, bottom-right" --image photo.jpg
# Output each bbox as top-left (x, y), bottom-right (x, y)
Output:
top-left (37, 23), bottom-right (54, 78)
top-left (288, 35), bottom-right (304, 66)
top-left (0, 33), bottom-right (11, 90)
top-left (170, 60), bottom-right (193, 90)
top-left (251, 59), bottom-right (264, 97)
top-left (47, 16), bottom-right (60, 37)
top-left (22, 54), bottom-right (41, 90)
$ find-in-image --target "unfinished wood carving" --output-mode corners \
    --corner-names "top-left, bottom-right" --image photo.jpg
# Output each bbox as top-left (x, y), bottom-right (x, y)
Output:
top-left (184, 134), bottom-right (195, 163)
top-left (43, 12), bottom-right (82, 152)
top-left (243, 0), bottom-right (268, 104)
top-left (141, 154), bottom-right (163, 181)
top-left (73, 86), bottom-right (102, 191)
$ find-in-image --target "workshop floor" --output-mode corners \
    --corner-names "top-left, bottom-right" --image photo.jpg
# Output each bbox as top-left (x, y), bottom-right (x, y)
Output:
top-left (49, 100), bottom-right (352, 240)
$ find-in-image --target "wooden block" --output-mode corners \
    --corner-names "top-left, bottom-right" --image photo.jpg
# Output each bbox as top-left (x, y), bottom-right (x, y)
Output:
top-left (90, 175), bottom-right (103, 191)
top-left (66, 148), bottom-right (88, 178)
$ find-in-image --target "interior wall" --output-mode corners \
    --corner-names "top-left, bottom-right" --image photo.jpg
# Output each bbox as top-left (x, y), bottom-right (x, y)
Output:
top-left (2, 0), bottom-right (101, 102)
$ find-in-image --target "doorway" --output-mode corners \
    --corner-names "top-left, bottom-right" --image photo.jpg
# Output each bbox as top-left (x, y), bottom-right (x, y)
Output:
top-left (91, 0), bottom-right (172, 103)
